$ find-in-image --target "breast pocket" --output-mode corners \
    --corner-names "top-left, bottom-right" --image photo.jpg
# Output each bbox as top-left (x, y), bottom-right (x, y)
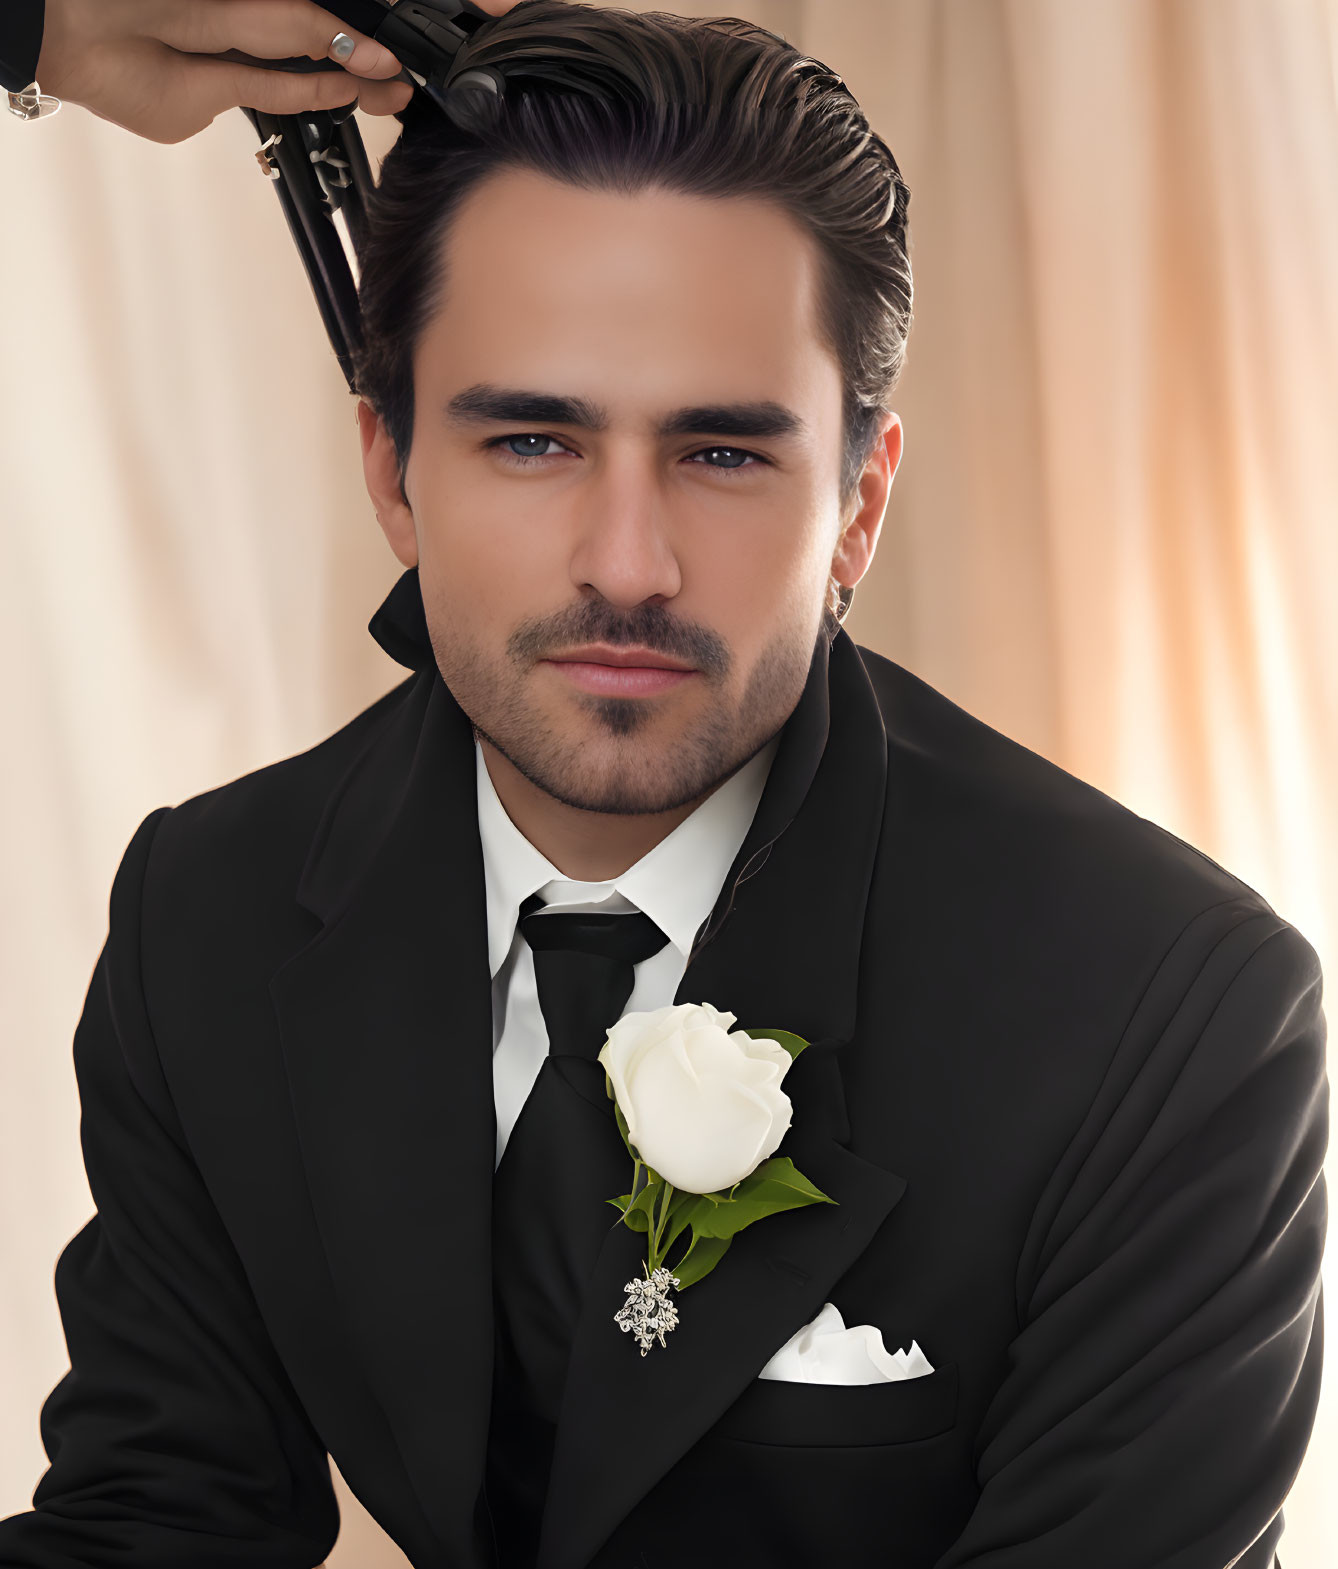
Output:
top-left (711, 1360), bottom-right (959, 1448)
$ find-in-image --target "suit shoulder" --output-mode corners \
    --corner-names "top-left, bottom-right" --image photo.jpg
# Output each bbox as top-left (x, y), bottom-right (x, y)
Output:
top-left (855, 643), bottom-right (1285, 934)
top-left (144, 672), bottom-right (420, 896)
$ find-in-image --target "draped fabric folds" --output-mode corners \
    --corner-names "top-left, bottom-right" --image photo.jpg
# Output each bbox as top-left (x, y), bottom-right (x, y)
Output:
top-left (1, 2), bottom-right (1334, 1562)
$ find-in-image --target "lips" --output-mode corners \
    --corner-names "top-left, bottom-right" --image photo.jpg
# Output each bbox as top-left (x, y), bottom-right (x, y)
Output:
top-left (542, 654), bottom-right (698, 698)
top-left (546, 645), bottom-right (695, 672)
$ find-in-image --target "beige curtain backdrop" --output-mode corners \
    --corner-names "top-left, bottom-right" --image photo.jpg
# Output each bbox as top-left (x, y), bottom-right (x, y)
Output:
top-left (2, 0), bottom-right (1334, 1562)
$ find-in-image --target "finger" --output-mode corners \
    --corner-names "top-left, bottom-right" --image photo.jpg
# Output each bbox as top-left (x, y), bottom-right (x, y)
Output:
top-left (191, 54), bottom-right (361, 123)
top-left (155, 0), bottom-right (403, 79)
top-left (355, 77), bottom-right (415, 117)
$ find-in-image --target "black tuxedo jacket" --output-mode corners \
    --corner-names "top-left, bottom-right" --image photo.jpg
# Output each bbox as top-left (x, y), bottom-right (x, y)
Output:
top-left (0, 567), bottom-right (1327, 1569)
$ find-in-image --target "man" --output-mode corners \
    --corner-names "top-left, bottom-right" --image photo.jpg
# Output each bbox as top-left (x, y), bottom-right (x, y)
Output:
top-left (1, 3), bottom-right (1327, 1568)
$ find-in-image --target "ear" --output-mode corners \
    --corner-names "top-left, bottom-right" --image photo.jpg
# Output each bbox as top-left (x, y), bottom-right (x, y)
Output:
top-left (357, 399), bottom-right (418, 569)
top-left (831, 412), bottom-right (902, 592)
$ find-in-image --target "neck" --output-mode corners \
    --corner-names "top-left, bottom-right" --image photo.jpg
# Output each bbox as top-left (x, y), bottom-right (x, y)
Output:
top-left (478, 737), bottom-right (718, 882)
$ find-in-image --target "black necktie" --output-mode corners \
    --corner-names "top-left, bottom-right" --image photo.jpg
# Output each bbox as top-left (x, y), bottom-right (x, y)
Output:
top-left (517, 891), bottom-right (671, 1060)
top-left (485, 893), bottom-right (671, 1565)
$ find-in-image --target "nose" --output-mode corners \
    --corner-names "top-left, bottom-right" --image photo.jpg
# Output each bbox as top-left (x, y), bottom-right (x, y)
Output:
top-left (566, 454), bottom-right (683, 609)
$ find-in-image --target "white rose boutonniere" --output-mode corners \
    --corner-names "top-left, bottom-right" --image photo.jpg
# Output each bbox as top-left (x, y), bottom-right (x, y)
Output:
top-left (598, 1002), bottom-right (836, 1355)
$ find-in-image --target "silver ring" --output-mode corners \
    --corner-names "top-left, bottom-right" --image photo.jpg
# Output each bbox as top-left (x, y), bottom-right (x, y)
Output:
top-left (330, 32), bottom-right (357, 64)
top-left (6, 81), bottom-right (61, 121)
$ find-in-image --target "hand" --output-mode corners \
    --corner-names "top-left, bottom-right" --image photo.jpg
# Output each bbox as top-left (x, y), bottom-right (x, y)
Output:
top-left (35, 0), bottom-right (522, 145)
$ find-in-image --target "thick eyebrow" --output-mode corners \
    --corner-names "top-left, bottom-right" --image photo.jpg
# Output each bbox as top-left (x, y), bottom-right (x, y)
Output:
top-left (443, 383), bottom-right (807, 441)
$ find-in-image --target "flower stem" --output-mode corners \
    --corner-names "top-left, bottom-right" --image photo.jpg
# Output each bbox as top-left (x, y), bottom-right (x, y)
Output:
top-left (647, 1181), bottom-right (676, 1273)
top-left (612, 1156), bottom-right (647, 1229)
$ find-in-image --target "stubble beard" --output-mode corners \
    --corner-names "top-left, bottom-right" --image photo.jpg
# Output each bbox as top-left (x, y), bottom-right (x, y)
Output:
top-left (430, 614), bottom-right (822, 817)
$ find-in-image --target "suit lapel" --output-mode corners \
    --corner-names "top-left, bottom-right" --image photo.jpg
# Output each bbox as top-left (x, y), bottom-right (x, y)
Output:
top-left (538, 630), bottom-right (907, 1569)
top-left (268, 665), bottom-right (498, 1564)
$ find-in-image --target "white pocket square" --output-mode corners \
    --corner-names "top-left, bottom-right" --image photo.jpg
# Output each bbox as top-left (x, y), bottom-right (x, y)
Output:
top-left (758, 1301), bottom-right (935, 1385)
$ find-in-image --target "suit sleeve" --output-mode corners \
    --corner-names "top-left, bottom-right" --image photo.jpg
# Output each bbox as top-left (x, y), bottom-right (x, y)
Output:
top-left (0, 0), bottom-right (44, 94)
top-left (0, 808), bottom-right (340, 1567)
top-left (933, 909), bottom-right (1328, 1569)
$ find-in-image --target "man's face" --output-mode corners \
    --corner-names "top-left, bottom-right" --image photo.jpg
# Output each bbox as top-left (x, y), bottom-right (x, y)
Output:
top-left (360, 167), bottom-right (899, 815)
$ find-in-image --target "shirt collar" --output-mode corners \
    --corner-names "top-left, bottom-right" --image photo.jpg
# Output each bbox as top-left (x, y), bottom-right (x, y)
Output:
top-left (475, 735), bottom-right (778, 978)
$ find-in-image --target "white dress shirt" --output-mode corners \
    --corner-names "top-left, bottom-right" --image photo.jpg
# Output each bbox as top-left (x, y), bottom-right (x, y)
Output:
top-left (475, 735), bottom-right (778, 1170)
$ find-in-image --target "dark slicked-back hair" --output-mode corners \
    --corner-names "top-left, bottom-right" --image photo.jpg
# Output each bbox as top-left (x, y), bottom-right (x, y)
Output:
top-left (352, 0), bottom-right (912, 515)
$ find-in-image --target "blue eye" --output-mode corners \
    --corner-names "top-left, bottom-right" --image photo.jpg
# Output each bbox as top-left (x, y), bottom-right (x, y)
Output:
top-left (484, 434), bottom-right (766, 475)
top-left (496, 434), bottom-right (563, 460)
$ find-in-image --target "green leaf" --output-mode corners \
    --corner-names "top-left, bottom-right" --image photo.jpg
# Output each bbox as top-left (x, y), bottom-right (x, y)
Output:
top-left (666, 1230), bottom-right (733, 1289)
top-left (686, 1156), bottom-right (836, 1241)
top-left (661, 1190), bottom-right (712, 1253)
top-left (605, 1178), bottom-right (662, 1233)
top-left (743, 1027), bottom-right (810, 1062)
top-left (665, 1184), bottom-right (696, 1217)
top-left (740, 1155), bottom-right (834, 1203)
top-left (606, 1192), bottom-right (646, 1232)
